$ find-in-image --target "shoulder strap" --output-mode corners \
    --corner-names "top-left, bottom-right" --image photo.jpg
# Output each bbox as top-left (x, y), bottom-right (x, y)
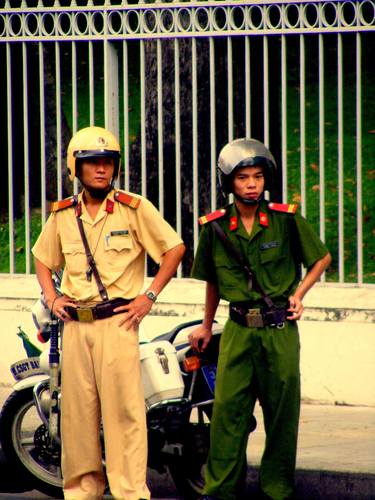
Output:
top-left (268, 202), bottom-right (298, 214)
top-left (199, 208), bottom-right (226, 225)
top-left (50, 196), bottom-right (78, 213)
top-left (211, 221), bottom-right (275, 310)
top-left (114, 190), bottom-right (141, 209)
top-left (76, 216), bottom-right (109, 301)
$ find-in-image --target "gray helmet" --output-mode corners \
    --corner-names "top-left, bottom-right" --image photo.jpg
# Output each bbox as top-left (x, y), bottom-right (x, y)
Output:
top-left (218, 138), bottom-right (277, 197)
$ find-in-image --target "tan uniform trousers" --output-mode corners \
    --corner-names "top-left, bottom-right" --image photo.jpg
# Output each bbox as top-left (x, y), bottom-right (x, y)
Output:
top-left (61, 314), bottom-right (150, 500)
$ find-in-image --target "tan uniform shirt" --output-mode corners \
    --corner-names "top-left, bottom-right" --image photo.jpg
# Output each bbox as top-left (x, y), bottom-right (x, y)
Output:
top-left (32, 189), bottom-right (183, 301)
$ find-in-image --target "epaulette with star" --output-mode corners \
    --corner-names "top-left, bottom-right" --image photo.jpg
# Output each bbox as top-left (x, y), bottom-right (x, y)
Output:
top-left (268, 202), bottom-right (298, 215)
top-left (50, 196), bottom-right (78, 213)
top-left (198, 208), bottom-right (226, 225)
top-left (114, 190), bottom-right (141, 209)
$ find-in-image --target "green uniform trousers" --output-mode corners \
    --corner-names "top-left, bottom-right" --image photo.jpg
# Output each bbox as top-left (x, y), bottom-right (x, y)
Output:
top-left (204, 318), bottom-right (301, 500)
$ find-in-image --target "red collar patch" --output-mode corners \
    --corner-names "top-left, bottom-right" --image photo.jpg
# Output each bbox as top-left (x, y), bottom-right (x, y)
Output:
top-left (259, 212), bottom-right (269, 227)
top-left (75, 202), bottom-right (82, 217)
top-left (106, 199), bottom-right (115, 214)
top-left (229, 216), bottom-right (238, 231)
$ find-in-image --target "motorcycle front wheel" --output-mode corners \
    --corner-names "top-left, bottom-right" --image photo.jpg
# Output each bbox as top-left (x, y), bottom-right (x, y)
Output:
top-left (0, 388), bottom-right (63, 498)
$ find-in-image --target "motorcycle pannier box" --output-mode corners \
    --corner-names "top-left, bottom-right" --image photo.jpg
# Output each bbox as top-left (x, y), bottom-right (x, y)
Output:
top-left (140, 341), bottom-right (184, 408)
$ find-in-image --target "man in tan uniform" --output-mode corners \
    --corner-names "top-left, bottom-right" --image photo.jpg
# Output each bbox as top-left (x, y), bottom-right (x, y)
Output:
top-left (32, 126), bottom-right (185, 500)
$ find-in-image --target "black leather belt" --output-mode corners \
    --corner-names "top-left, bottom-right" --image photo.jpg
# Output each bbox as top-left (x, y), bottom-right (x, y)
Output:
top-left (229, 304), bottom-right (288, 329)
top-left (65, 298), bottom-right (132, 322)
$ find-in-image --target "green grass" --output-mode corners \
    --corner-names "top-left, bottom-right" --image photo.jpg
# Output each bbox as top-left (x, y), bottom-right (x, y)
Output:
top-left (0, 212), bottom-right (43, 274)
top-left (284, 35), bottom-right (375, 283)
top-left (285, 53), bottom-right (375, 283)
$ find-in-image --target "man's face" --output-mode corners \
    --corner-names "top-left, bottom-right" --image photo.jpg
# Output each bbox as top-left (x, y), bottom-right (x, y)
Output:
top-left (232, 165), bottom-right (265, 202)
top-left (80, 157), bottom-right (115, 190)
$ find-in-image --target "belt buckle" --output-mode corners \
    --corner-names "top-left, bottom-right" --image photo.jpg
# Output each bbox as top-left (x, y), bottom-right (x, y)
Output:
top-left (77, 307), bottom-right (95, 322)
top-left (246, 308), bottom-right (264, 328)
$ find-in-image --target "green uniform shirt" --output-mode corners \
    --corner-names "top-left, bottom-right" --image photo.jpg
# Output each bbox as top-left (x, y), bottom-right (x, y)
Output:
top-left (191, 200), bottom-right (329, 306)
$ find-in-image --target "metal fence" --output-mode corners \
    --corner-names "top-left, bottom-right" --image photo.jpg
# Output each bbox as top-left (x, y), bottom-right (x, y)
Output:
top-left (0, 0), bottom-right (374, 283)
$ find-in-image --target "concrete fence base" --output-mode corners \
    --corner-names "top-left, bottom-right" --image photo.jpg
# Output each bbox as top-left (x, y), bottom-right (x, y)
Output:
top-left (1, 275), bottom-right (374, 407)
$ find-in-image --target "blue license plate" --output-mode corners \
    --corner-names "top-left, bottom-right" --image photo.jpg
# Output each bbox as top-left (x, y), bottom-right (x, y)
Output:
top-left (201, 364), bottom-right (217, 395)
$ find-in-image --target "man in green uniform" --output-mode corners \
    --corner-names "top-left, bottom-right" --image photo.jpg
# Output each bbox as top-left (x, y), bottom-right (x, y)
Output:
top-left (189, 138), bottom-right (331, 500)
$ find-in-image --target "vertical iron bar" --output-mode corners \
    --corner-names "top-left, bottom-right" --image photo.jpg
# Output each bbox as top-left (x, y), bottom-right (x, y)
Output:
top-left (337, 34), bottom-right (344, 283)
top-left (157, 39), bottom-right (164, 216)
top-left (192, 38), bottom-right (198, 253)
top-left (6, 43), bottom-right (14, 273)
top-left (39, 43), bottom-right (47, 225)
top-left (263, 36), bottom-right (269, 148)
top-left (209, 37), bottom-right (216, 211)
top-left (299, 35), bottom-right (306, 217)
top-left (227, 37), bottom-right (233, 142)
top-left (356, 32), bottom-right (363, 284)
top-left (72, 42), bottom-right (78, 134)
top-left (245, 36), bottom-right (251, 138)
top-left (72, 42), bottom-right (79, 195)
top-left (22, 42), bottom-right (31, 273)
top-left (123, 40), bottom-right (130, 191)
top-left (55, 42), bottom-right (63, 200)
top-left (318, 34), bottom-right (326, 281)
top-left (89, 41), bottom-right (95, 125)
top-left (174, 38), bottom-right (182, 278)
top-left (140, 40), bottom-right (146, 197)
top-left (281, 34), bottom-right (287, 202)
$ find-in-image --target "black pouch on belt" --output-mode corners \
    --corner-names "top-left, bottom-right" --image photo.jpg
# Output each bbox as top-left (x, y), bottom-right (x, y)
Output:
top-left (262, 307), bottom-right (288, 327)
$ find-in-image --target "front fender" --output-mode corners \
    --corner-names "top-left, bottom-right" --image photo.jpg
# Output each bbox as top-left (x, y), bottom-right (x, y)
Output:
top-left (13, 374), bottom-right (49, 392)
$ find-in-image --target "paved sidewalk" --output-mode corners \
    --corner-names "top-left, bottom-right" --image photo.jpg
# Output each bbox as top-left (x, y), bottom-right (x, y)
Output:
top-left (248, 402), bottom-right (375, 474)
top-left (244, 402), bottom-right (375, 499)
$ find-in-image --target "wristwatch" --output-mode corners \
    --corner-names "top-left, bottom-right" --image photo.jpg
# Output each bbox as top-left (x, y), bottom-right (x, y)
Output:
top-left (145, 289), bottom-right (158, 302)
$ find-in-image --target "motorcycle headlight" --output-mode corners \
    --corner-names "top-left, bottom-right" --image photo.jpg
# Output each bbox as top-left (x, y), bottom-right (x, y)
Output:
top-left (31, 296), bottom-right (52, 329)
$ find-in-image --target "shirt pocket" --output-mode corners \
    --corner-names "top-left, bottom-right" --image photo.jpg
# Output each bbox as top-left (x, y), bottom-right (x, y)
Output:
top-left (214, 254), bottom-right (245, 290)
top-left (104, 235), bottom-right (135, 272)
top-left (260, 246), bottom-right (288, 290)
top-left (62, 243), bottom-right (86, 274)
top-left (105, 235), bottom-right (133, 252)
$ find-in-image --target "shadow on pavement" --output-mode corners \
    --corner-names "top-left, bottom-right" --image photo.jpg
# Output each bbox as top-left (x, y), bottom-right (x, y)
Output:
top-left (0, 448), bottom-right (181, 499)
top-left (2, 449), bottom-right (375, 499)
top-left (0, 450), bottom-right (36, 494)
top-left (245, 468), bottom-right (375, 500)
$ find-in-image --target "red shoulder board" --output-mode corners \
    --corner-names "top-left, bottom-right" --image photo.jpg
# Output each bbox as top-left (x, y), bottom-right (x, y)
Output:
top-left (114, 190), bottom-right (141, 209)
top-left (50, 196), bottom-right (78, 213)
top-left (199, 208), bottom-right (226, 225)
top-left (268, 202), bottom-right (298, 215)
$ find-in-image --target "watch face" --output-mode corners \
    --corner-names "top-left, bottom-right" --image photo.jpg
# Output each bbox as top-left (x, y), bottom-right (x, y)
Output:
top-left (146, 290), bottom-right (157, 302)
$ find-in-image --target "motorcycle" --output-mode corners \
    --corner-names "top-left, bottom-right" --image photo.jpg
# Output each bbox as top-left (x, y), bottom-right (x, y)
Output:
top-left (0, 278), bottom-right (225, 499)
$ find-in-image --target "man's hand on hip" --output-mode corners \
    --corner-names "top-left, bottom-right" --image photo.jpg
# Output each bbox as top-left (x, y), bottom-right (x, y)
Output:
top-left (114, 294), bottom-right (154, 330)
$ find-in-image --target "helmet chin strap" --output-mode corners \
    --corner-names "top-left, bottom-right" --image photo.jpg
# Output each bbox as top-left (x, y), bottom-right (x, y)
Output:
top-left (79, 180), bottom-right (112, 201)
top-left (234, 192), bottom-right (264, 206)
